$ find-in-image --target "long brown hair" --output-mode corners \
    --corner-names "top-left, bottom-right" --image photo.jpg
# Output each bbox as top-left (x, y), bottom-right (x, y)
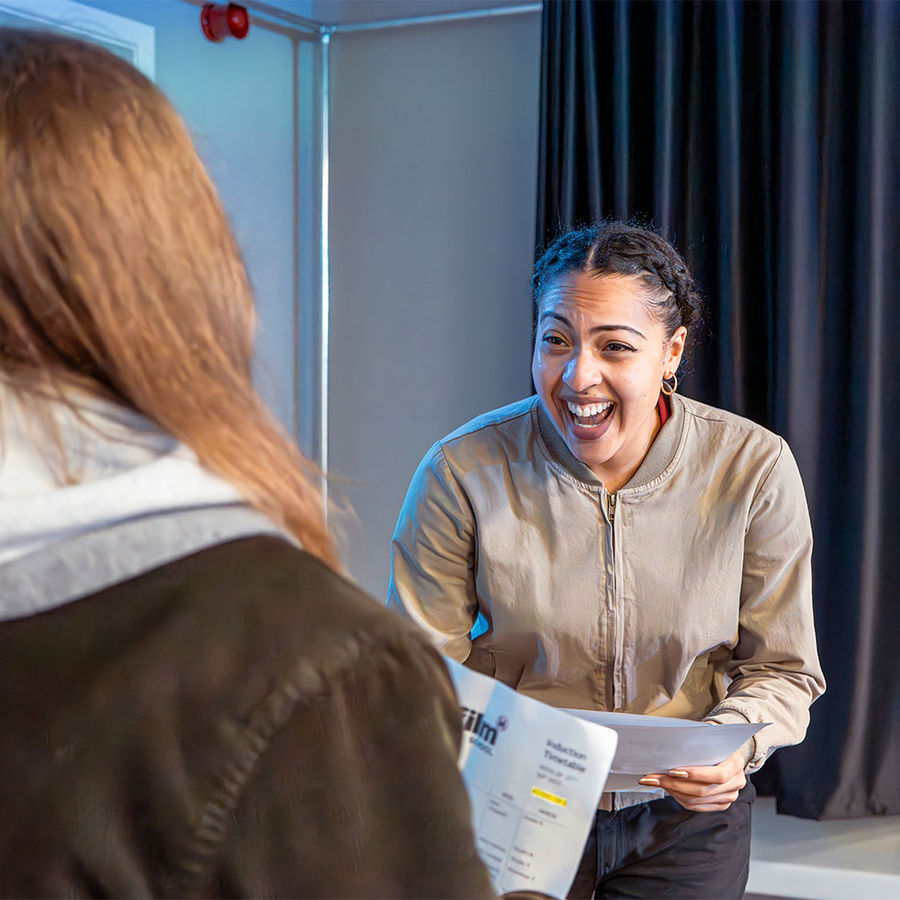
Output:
top-left (0, 29), bottom-right (336, 566)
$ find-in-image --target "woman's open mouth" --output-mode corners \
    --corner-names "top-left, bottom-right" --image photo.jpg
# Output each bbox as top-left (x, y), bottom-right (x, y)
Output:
top-left (566, 399), bottom-right (614, 428)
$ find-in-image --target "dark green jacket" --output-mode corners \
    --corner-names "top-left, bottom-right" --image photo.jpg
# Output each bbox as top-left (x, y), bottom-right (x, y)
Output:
top-left (0, 536), bottom-right (495, 898)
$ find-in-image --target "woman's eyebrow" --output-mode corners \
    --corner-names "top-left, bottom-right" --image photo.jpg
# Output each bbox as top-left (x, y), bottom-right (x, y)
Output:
top-left (590, 324), bottom-right (647, 339)
top-left (539, 311), bottom-right (646, 340)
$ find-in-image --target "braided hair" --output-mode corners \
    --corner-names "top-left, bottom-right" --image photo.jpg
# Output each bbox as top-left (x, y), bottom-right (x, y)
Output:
top-left (532, 221), bottom-right (704, 365)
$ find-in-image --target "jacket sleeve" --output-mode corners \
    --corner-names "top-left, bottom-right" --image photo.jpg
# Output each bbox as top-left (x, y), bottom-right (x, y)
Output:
top-left (207, 631), bottom-right (497, 899)
top-left (387, 442), bottom-right (482, 666)
top-left (706, 439), bottom-right (826, 771)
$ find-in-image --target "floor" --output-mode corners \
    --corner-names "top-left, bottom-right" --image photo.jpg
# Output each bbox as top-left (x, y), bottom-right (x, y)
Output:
top-left (745, 797), bottom-right (900, 900)
top-left (745, 895), bottom-right (793, 900)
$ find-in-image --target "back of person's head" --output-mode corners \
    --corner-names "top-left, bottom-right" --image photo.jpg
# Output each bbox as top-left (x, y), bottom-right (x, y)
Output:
top-left (0, 28), bottom-right (335, 565)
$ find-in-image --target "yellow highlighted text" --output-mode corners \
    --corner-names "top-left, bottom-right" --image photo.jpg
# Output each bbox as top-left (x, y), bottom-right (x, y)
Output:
top-left (531, 786), bottom-right (567, 807)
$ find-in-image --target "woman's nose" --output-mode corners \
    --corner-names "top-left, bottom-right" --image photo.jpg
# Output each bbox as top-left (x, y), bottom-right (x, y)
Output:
top-left (562, 349), bottom-right (603, 392)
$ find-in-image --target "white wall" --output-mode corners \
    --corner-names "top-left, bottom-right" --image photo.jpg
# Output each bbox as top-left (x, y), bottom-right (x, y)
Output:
top-left (41, 0), bottom-right (317, 444)
top-left (327, 11), bottom-right (541, 596)
top-left (27, 1), bottom-right (541, 598)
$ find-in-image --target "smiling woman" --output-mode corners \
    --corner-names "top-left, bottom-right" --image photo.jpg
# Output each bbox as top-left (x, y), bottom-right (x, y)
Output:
top-left (533, 272), bottom-right (686, 491)
top-left (387, 221), bottom-right (825, 899)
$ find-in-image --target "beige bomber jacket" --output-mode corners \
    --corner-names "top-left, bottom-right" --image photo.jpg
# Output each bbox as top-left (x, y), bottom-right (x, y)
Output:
top-left (388, 393), bottom-right (825, 777)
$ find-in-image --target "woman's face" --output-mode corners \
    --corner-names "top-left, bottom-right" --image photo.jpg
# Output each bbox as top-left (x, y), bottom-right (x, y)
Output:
top-left (531, 271), bottom-right (686, 490)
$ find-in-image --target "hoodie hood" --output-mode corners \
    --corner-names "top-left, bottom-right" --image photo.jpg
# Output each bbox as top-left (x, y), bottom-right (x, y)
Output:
top-left (0, 385), bottom-right (282, 621)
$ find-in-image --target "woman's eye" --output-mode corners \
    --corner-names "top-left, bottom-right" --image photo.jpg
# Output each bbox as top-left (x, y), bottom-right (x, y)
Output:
top-left (605, 342), bottom-right (636, 353)
top-left (542, 334), bottom-right (566, 346)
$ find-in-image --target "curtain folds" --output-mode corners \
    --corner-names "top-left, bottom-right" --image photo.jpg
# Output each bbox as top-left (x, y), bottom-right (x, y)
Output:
top-left (536, 0), bottom-right (899, 818)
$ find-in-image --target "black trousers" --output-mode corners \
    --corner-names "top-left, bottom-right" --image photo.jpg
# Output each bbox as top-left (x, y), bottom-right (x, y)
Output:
top-left (568, 783), bottom-right (755, 899)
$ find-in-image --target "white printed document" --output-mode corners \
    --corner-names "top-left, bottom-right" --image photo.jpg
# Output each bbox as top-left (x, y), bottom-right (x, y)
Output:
top-left (565, 708), bottom-right (766, 792)
top-left (447, 660), bottom-right (769, 897)
top-left (446, 660), bottom-right (618, 898)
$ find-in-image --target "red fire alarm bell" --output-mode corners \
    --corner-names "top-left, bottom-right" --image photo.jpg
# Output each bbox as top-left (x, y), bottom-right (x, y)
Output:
top-left (201, 3), bottom-right (250, 42)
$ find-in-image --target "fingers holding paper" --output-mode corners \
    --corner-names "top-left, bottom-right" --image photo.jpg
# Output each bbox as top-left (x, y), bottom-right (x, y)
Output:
top-left (638, 747), bottom-right (747, 812)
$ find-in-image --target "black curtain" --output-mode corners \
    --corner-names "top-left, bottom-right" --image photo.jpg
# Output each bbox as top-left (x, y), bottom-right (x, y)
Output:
top-left (536, 0), bottom-right (898, 819)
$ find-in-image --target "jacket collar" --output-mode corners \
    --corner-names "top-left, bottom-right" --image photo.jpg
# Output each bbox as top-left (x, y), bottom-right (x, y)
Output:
top-left (534, 393), bottom-right (685, 491)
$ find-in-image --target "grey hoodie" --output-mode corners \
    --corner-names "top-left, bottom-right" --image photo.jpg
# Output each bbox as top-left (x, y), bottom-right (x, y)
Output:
top-left (0, 386), bottom-right (280, 621)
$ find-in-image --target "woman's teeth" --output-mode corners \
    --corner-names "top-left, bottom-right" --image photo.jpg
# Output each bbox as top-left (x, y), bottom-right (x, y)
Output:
top-left (566, 400), bottom-right (613, 427)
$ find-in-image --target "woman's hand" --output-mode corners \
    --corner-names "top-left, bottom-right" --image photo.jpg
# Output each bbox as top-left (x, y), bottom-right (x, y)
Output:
top-left (638, 747), bottom-right (747, 812)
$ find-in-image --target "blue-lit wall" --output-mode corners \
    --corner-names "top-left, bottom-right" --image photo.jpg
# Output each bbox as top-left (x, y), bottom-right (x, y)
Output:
top-left (53, 1), bottom-right (542, 599)
top-left (327, 12), bottom-right (541, 595)
top-left (74, 0), bottom-right (314, 438)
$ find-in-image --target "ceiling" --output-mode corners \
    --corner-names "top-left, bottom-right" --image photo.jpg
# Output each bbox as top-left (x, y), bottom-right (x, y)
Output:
top-left (260, 0), bottom-right (536, 27)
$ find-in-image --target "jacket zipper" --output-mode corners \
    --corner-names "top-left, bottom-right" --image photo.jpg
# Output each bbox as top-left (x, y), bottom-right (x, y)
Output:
top-left (604, 490), bottom-right (620, 710)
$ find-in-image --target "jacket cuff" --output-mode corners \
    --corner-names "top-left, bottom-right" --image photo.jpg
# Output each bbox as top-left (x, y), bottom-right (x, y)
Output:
top-left (703, 707), bottom-right (763, 771)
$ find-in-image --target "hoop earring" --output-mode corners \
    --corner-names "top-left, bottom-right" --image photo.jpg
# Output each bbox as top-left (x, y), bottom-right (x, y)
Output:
top-left (661, 373), bottom-right (678, 396)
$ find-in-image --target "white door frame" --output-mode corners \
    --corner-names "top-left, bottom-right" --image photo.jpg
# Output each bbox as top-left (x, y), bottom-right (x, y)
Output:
top-left (0, 0), bottom-right (154, 79)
